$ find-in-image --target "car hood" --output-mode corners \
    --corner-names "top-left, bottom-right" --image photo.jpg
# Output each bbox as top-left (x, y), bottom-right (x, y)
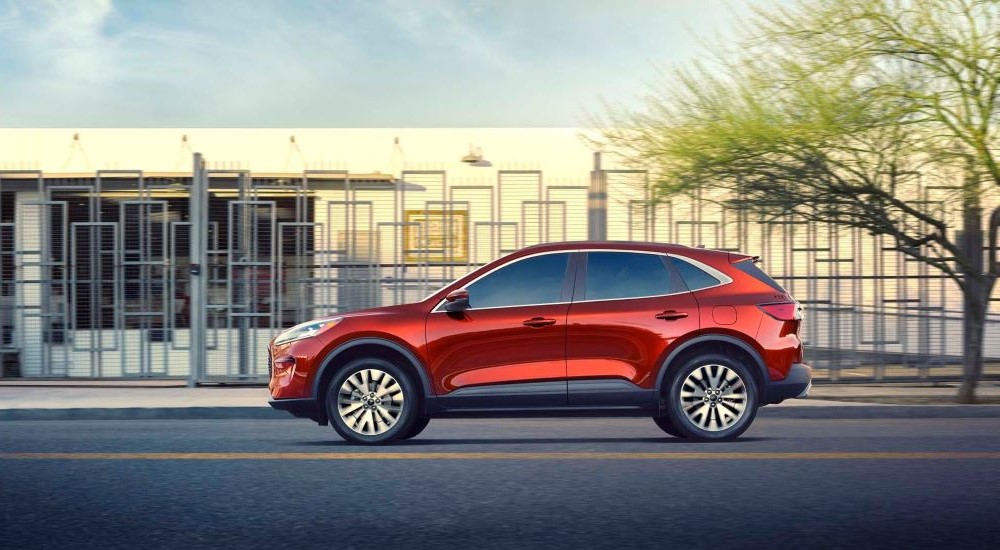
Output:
top-left (330, 302), bottom-right (418, 321)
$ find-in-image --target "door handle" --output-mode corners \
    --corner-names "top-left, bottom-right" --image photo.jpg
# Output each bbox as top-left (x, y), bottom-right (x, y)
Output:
top-left (523, 317), bottom-right (557, 328)
top-left (655, 310), bottom-right (689, 321)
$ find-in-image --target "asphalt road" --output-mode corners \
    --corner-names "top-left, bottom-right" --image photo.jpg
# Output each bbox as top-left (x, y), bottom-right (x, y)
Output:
top-left (2, 417), bottom-right (1000, 549)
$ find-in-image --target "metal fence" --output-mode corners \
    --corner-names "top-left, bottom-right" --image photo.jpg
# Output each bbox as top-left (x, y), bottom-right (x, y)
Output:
top-left (0, 154), bottom-right (997, 383)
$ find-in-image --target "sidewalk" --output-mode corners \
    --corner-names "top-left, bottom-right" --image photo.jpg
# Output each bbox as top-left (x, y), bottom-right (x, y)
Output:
top-left (0, 385), bottom-right (277, 420)
top-left (809, 381), bottom-right (1000, 400)
top-left (1, 380), bottom-right (999, 420)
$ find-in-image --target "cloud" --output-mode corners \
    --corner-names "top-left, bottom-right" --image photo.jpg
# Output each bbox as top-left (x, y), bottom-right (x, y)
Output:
top-left (11, 0), bottom-right (114, 83)
top-left (0, 0), bottom-right (21, 29)
top-left (0, 0), bottom-right (361, 125)
top-left (376, 0), bottom-right (520, 75)
top-left (0, 0), bottom-right (763, 127)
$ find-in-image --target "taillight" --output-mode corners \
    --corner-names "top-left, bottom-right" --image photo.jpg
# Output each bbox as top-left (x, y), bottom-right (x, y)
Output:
top-left (757, 302), bottom-right (801, 321)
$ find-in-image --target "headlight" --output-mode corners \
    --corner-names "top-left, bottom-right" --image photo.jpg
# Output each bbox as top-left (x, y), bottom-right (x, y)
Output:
top-left (273, 318), bottom-right (341, 345)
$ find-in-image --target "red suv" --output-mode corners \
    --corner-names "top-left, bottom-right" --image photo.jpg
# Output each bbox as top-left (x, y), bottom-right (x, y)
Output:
top-left (268, 242), bottom-right (811, 443)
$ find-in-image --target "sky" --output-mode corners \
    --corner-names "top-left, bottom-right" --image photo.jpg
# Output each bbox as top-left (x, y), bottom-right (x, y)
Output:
top-left (0, 0), bottom-right (764, 127)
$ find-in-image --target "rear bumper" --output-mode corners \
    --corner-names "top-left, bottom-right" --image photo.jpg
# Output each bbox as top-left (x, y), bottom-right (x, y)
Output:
top-left (762, 363), bottom-right (812, 405)
top-left (268, 397), bottom-right (319, 421)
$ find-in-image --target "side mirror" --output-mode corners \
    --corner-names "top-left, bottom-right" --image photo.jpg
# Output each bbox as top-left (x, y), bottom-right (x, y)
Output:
top-left (444, 289), bottom-right (470, 312)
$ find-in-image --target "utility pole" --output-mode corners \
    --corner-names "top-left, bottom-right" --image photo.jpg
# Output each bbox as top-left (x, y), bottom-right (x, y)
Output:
top-left (188, 153), bottom-right (208, 387)
top-left (991, 206), bottom-right (1000, 278)
top-left (588, 151), bottom-right (607, 241)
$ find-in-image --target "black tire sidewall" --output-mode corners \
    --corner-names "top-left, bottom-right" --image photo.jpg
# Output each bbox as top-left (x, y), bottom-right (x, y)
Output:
top-left (666, 353), bottom-right (758, 441)
top-left (326, 358), bottom-right (419, 445)
top-left (399, 417), bottom-right (431, 440)
top-left (653, 415), bottom-right (683, 437)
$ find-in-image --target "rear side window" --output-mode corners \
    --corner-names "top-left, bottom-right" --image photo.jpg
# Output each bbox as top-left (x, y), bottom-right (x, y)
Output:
top-left (584, 251), bottom-right (685, 300)
top-left (670, 256), bottom-right (722, 291)
top-left (734, 260), bottom-right (786, 292)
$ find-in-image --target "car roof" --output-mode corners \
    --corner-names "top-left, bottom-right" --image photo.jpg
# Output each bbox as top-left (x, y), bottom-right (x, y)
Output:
top-left (518, 241), bottom-right (677, 251)
top-left (510, 241), bottom-right (744, 265)
top-left (515, 241), bottom-right (710, 255)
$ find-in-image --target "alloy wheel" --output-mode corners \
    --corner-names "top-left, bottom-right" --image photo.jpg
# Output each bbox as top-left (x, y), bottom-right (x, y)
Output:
top-left (678, 363), bottom-right (748, 432)
top-left (337, 368), bottom-right (405, 435)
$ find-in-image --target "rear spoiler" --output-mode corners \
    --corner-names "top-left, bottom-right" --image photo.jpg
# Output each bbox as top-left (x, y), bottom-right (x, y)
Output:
top-left (727, 252), bottom-right (760, 264)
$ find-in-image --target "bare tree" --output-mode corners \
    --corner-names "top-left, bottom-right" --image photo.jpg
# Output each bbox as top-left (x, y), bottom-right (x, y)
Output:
top-left (598, 0), bottom-right (999, 401)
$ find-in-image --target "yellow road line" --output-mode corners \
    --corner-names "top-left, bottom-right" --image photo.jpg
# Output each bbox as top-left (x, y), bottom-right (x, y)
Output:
top-left (1, 452), bottom-right (999, 461)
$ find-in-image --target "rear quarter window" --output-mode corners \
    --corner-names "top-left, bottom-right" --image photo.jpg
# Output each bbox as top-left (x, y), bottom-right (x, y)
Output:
top-left (670, 256), bottom-right (722, 291)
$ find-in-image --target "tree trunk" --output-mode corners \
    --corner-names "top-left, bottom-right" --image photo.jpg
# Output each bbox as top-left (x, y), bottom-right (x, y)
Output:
top-left (964, 206), bottom-right (1000, 402)
top-left (958, 279), bottom-right (988, 403)
top-left (957, 167), bottom-right (985, 404)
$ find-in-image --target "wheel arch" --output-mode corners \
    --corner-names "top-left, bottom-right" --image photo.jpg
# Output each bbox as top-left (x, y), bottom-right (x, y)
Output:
top-left (313, 338), bottom-right (434, 424)
top-left (655, 334), bottom-right (769, 402)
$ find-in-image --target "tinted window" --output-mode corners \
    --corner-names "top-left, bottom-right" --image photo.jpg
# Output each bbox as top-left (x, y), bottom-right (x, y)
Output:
top-left (584, 252), bottom-right (683, 300)
top-left (466, 253), bottom-right (570, 308)
top-left (734, 260), bottom-right (786, 292)
top-left (670, 256), bottom-right (722, 291)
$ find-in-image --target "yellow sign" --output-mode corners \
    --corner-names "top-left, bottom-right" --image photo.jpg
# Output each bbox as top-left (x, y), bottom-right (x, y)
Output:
top-left (404, 209), bottom-right (469, 263)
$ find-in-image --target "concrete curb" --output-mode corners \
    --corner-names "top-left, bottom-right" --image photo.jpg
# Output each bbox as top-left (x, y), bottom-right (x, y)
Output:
top-left (758, 405), bottom-right (1000, 419)
top-left (0, 407), bottom-right (288, 421)
top-left (2, 404), bottom-right (1000, 421)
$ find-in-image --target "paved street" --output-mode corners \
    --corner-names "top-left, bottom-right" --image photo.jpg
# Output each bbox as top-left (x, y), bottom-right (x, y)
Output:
top-left (2, 417), bottom-right (999, 549)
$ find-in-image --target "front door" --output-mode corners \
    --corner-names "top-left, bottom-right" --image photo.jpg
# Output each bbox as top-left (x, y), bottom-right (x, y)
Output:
top-left (567, 251), bottom-right (699, 406)
top-left (426, 251), bottom-right (575, 409)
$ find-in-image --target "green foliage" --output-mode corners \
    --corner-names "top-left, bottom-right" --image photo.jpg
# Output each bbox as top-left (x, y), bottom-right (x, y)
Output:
top-left (597, 0), bottom-right (999, 285)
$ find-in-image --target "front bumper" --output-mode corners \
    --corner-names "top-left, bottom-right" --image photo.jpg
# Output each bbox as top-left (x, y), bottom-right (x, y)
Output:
top-left (762, 363), bottom-right (812, 405)
top-left (268, 397), bottom-right (320, 421)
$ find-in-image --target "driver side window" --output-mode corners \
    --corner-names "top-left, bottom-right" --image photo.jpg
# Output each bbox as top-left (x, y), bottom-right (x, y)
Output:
top-left (465, 253), bottom-right (571, 309)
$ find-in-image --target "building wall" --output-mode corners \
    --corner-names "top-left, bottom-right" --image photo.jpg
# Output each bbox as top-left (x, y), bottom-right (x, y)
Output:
top-left (0, 128), bottom-right (600, 180)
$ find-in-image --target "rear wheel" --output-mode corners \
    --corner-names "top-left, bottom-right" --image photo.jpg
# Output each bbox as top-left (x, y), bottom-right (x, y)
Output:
top-left (326, 358), bottom-right (419, 445)
top-left (665, 353), bottom-right (758, 441)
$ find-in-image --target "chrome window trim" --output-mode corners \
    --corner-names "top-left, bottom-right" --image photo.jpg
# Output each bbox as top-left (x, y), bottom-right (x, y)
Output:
top-left (568, 290), bottom-right (690, 305)
top-left (433, 300), bottom-right (573, 313)
top-left (431, 250), bottom-right (574, 312)
top-left (667, 253), bottom-right (734, 289)
top-left (430, 248), bottom-right (733, 313)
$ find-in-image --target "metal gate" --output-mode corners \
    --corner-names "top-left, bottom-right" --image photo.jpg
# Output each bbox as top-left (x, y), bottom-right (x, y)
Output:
top-left (0, 170), bottom-right (191, 378)
top-left (1, 155), bottom-right (998, 383)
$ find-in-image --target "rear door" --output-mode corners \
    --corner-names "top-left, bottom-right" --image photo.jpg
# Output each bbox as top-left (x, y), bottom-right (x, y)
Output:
top-left (566, 250), bottom-right (699, 406)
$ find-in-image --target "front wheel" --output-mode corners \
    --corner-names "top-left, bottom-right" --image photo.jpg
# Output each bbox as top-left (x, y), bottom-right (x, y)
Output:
top-left (400, 417), bottom-right (431, 440)
top-left (653, 415), bottom-right (683, 437)
top-left (665, 353), bottom-right (758, 441)
top-left (326, 358), bottom-right (420, 445)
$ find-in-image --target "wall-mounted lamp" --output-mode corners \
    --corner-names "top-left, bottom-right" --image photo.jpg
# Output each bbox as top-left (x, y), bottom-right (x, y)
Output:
top-left (461, 144), bottom-right (492, 167)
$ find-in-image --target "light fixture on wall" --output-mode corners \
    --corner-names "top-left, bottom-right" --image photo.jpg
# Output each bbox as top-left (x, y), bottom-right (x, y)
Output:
top-left (461, 144), bottom-right (492, 167)
top-left (62, 131), bottom-right (91, 170)
top-left (286, 133), bottom-right (306, 171)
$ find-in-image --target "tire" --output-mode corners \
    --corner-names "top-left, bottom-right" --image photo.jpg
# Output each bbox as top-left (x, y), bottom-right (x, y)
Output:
top-left (326, 358), bottom-right (420, 445)
top-left (653, 415), bottom-right (683, 437)
top-left (665, 352), bottom-right (759, 441)
top-left (400, 417), bottom-right (431, 440)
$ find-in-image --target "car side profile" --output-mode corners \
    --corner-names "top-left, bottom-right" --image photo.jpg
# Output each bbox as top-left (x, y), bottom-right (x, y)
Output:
top-left (268, 241), bottom-right (811, 444)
